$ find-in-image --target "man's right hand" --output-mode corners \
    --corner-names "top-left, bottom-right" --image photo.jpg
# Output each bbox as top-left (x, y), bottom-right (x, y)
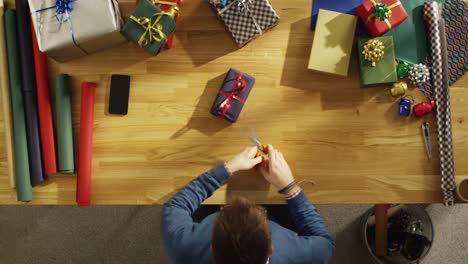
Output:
top-left (258, 145), bottom-right (295, 190)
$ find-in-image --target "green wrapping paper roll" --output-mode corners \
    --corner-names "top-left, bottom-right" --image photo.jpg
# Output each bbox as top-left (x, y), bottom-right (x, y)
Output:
top-left (55, 74), bottom-right (74, 173)
top-left (4, 10), bottom-right (33, 201)
top-left (0, 0), bottom-right (16, 188)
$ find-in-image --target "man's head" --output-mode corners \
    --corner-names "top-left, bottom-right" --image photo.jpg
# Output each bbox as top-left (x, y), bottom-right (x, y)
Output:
top-left (212, 197), bottom-right (272, 264)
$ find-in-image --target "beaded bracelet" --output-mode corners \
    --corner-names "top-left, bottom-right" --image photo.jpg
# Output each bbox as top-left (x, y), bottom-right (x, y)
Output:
top-left (285, 188), bottom-right (302, 200)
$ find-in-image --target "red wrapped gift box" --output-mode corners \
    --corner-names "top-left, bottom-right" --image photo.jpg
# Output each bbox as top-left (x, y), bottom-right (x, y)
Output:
top-left (355, 0), bottom-right (408, 37)
top-left (135, 0), bottom-right (180, 49)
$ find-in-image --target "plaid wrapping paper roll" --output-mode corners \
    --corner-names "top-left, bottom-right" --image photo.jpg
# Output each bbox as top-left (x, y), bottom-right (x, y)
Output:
top-left (214, 0), bottom-right (280, 47)
top-left (424, 2), bottom-right (456, 206)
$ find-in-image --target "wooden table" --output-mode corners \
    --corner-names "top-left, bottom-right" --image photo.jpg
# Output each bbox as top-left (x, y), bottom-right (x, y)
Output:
top-left (0, 0), bottom-right (467, 205)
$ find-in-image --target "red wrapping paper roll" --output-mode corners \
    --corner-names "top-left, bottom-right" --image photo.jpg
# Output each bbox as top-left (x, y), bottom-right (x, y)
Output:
top-left (30, 20), bottom-right (57, 175)
top-left (76, 82), bottom-right (96, 206)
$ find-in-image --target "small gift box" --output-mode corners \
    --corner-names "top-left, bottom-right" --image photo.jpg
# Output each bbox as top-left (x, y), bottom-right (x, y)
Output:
top-left (211, 68), bottom-right (255, 122)
top-left (358, 36), bottom-right (398, 86)
top-left (135, 0), bottom-right (180, 49)
top-left (213, 0), bottom-right (280, 47)
top-left (122, 0), bottom-right (176, 55)
top-left (29, 0), bottom-right (127, 62)
top-left (355, 0), bottom-right (408, 37)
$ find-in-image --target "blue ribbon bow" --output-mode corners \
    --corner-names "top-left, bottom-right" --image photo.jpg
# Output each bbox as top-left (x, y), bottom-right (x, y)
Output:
top-left (54, 0), bottom-right (75, 22)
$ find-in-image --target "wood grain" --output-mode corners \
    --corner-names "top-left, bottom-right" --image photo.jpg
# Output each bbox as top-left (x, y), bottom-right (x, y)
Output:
top-left (0, 0), bottom-right (467, 204)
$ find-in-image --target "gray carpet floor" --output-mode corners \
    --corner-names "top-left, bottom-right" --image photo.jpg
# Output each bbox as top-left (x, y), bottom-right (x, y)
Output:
top-left (0, 204), bottom-right (467, 264)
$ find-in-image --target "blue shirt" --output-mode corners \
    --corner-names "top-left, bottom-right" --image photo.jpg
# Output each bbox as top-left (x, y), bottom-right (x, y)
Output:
top-left (161, 164), bottom-right (335, 264)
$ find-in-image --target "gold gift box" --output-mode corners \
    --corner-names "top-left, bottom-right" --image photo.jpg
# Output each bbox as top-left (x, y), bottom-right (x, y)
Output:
top-left (308, 9), bottom-right (357, 77)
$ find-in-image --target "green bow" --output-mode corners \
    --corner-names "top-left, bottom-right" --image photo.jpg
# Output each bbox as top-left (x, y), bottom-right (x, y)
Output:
top-left (373, 2), bottom-right (392, 21)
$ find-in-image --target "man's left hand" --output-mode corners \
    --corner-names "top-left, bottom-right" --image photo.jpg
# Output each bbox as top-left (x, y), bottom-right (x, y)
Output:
top-left (225, 147), bottom-right (263, 174)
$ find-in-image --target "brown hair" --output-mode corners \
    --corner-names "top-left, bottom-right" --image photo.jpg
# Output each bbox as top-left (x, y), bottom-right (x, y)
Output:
top-left (212, 197), bottom-right (272, 264)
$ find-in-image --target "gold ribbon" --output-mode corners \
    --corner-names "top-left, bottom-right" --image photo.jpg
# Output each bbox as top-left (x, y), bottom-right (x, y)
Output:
top-left (366, 0), bottom-right (402, 30)
top-left (130, 12), bottom-right (169, 47)
top-left (151, 0), bottom-right (180, 18)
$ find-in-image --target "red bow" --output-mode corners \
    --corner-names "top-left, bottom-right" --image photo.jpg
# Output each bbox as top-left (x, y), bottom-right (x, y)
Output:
top-left (218, 72), bottom-right (247, 119)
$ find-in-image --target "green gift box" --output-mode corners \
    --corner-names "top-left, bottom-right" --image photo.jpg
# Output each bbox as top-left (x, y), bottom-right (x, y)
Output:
top-left (121, 0), bottom-right (176, 55)
top-left (358, 36), bottom-right (398, 87)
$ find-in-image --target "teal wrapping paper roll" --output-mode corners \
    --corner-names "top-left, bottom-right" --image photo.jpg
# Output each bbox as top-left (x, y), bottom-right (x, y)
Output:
top-left (55, 74), bottom-right (75, 173)
top-left (4, 10), bottom-right (33, 201)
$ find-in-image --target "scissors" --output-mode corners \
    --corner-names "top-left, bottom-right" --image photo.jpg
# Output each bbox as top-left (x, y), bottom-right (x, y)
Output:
top-left (242, 126), bottom-right (268, 157)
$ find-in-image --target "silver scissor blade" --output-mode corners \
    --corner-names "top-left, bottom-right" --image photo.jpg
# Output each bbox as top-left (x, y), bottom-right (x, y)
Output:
top-left (249, 125), bottom-right (258, 139)
top-left (252, 138), bottom-right (262, 146)
top-left (242, 130), bottom-right (259, 146)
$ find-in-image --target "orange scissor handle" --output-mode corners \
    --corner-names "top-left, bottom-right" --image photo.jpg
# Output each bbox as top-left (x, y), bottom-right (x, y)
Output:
top-left (255, 144), bottom-right (268, 157)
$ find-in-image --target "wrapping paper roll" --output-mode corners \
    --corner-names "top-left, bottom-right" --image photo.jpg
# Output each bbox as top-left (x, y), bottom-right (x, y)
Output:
top-left (31, 20), bottom-right (57, 175)
top-left (0, 0), bottom-right (16, 188)
top-left (76, 82), bottom-right (96, 206)
top-left (16, 0), bottom-right (45, 184)
top-left (55, 74), bottom-right (74, 173)
top-left (4, 10), bottom-right (33, 201)
top-left (424, 2), bottom-right (456, 205)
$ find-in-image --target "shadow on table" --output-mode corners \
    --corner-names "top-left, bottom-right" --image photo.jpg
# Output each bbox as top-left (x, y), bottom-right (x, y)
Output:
top-left (280, 18), bottom-right (381, 111)
top-left (170, 73), bottom-right (231, 139)
top-left (177, 1), bottom-right (237, 67)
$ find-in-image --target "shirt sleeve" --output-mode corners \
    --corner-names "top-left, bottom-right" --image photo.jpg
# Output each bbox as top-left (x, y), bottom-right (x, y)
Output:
top-left (286, 191), bottom-right (335, 258)
top-left (161, 164), bottom-right (231, 259)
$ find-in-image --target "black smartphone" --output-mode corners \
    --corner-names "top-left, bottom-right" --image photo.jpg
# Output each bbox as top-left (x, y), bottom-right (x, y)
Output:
top-left (109, 75), bottom-right (131, 115)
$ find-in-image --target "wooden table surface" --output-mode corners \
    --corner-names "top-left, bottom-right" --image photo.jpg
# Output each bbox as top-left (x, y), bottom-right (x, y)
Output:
top-left (0, 0), bottom-right (467, 205)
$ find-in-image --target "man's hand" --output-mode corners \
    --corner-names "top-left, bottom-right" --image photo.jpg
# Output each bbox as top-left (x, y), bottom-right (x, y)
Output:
top-left (225, 146), bottom-right (263, 174)
top-left (258, 145), bottom-right (295, 190)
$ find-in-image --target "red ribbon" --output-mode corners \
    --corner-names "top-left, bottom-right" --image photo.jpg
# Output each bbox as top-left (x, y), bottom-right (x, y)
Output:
top-left (218, 72), bottom-right (247, 119)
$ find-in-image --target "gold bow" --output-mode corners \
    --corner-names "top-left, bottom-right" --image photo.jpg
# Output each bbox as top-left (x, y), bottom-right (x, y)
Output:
top-left (366, 0), bottom-right (401, 30)
top-left (130, 12), bottom-right (170, 47)
top-left (151, 0), bottom-right (180, 18)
